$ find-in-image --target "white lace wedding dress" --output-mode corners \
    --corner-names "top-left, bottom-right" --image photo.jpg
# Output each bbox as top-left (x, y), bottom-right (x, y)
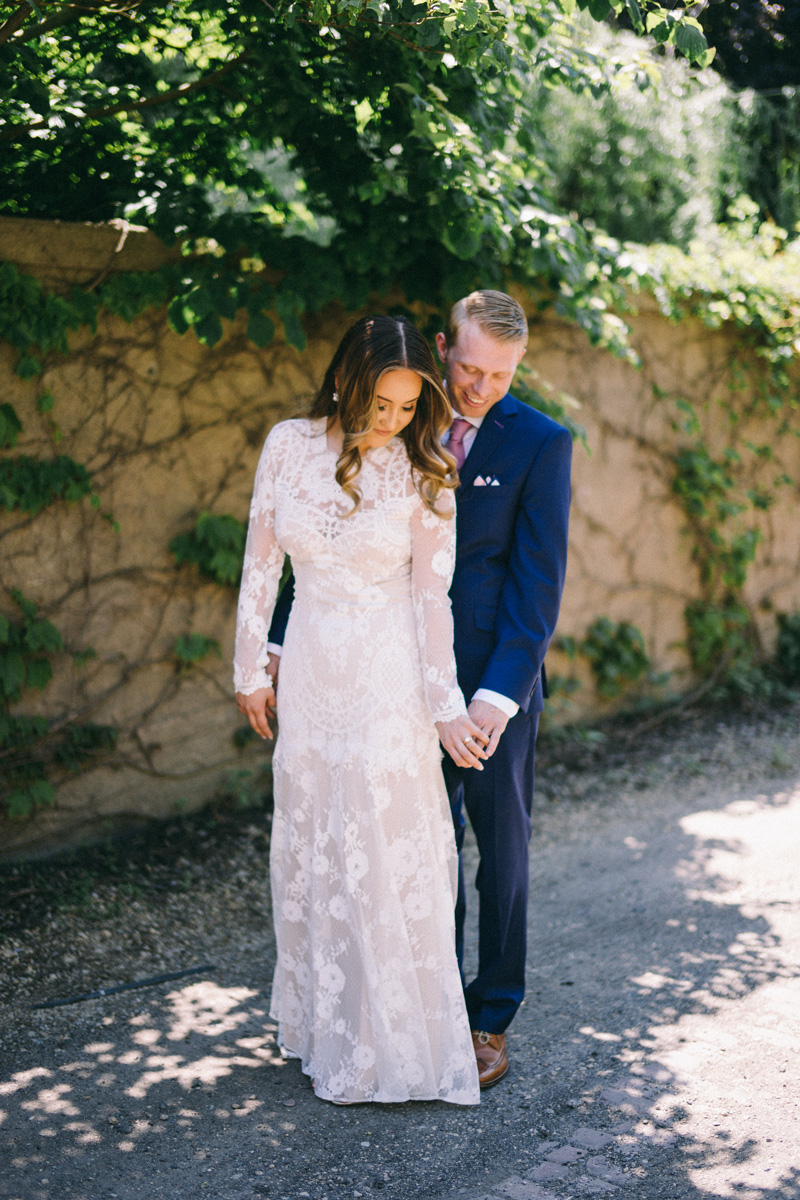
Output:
top-left (234, 418), bottom-right (480, 1105)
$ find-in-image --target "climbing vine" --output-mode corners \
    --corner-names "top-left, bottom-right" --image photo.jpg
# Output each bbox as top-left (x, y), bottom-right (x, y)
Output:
top-left (170, 513), bottom-right (248, 589)
top-left (0, 592), bottom-right (117, 818)
top-left (2, 199), bottom-right (800, 822)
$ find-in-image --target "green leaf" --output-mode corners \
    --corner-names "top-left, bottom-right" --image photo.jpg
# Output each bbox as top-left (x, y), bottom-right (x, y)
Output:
top-left (442, 220), bottom-right (483, 260)
top-left (674, 21), bottom-right (709, 62)
top-left (167, 297), bottom-right (190, 336)
top-left (15, 354), bottom-right (42, 380)
top-left (0, 404), bottom-right (23, 448)
top-left (194, 313), bottom-right (224, 347)
top-left (25, 657), bottom-right (53, 691)
top-left (281, 310), bottom-right (305, 351)
top-left (5, 788), bottom-right (34, 818)
top-left (646, 17), bottom-right (672, 43)
top-left (0, 650), bottom-right (26, 701)
top-left (624, 0), bottom-right (643, 32)
top-left (28, 779), bottom-right (56, 808)
top-left (174, 633), bottom-right (222, 667)
top-left (460, 0), bottom-right (481, 30)
top-left (247, 312), bottom-right (276, 348)
top-left (24, 615), bottom-right (63, 654)
top-left (37, 391), bottom-right (55, 413)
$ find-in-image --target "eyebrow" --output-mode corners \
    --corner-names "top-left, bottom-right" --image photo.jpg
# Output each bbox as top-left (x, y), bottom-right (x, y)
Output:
top-left (458, 361), bottom-right (508, 375)
top-left (376, 393), bottom-right (421, 402)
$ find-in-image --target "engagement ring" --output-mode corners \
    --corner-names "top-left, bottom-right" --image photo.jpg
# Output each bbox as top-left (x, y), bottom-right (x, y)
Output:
top-left (464, 736), bottom-right (474, 744)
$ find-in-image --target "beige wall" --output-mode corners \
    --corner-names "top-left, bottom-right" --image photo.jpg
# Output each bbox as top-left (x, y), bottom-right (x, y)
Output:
top-left (1, 219), bottom-right (799, 856)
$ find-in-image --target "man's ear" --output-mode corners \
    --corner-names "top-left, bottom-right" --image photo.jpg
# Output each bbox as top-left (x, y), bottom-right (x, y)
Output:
top-left (435, 331), bottom-right (448, 365)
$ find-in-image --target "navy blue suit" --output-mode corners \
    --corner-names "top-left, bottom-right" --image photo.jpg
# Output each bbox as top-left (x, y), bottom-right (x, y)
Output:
top-left (443, 392), bottom-right (571, 1034)
top-left (266, 392), bottom-right (571, 1035)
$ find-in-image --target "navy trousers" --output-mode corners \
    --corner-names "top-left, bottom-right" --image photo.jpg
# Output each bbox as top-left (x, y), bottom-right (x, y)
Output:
top-left (442, 709), bottom-right (539, 1035)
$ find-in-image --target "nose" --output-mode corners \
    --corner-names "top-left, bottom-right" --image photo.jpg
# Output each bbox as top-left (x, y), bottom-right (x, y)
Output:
top-left (472, 374), bottom-right (490, 397)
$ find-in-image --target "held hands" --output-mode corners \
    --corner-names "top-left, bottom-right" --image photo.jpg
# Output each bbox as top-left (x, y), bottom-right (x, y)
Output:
top-left (436, 713), bottom-right (490, 770)
top-left (235, 683), bottom-right (277, 741)
top-left (235, 651), bottom-right (281, 740)
top-left (466, 698), bottom-right (510, 758)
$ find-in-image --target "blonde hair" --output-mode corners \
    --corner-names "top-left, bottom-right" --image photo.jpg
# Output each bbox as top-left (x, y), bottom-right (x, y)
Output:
top-left (309, 315), bottom-right (457, 516)
top-left (444, 289), bottom-right (528, 347)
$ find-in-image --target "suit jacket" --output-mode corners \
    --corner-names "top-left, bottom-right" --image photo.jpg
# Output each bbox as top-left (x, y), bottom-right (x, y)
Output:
top-left (266, 393), bottom-right (572, 716)
top-left (450, 392), bottom-right (571, 715)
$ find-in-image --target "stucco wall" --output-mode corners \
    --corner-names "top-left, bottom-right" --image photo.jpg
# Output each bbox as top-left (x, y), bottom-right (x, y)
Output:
top-left (1, 218), bottom-right (798, 856)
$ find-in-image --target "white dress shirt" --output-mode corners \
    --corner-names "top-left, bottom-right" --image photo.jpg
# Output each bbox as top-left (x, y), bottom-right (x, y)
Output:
top-left (270, 410), bottom-right (519, 720)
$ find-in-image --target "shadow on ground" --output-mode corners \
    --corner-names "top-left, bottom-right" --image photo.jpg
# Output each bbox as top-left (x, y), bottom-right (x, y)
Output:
top-left (1, 708), bottom-right (799, 1200)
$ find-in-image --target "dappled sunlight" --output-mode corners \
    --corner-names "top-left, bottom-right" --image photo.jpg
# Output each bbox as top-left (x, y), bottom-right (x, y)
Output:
top-left (554, 775), bottom-right (800, 1200)
top-left (0, 974), bottom-right (292, 1187)
top-left (164, 980), bottom-right (258, 1040)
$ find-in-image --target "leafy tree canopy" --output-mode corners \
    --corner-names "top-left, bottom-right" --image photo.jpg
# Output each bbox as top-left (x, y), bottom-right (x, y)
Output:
top-left (0, 0), bottom-right (711, 352)
top-left (697, 0), bottom-right (800, 90)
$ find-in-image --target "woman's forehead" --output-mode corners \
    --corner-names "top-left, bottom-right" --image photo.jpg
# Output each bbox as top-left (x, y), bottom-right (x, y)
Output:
top-left (376, 368), bottom-right (423, 402)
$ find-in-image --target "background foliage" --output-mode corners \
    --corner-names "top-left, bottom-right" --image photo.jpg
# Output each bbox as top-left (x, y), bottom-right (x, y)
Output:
top-left (0, 0), bottom-right (713, 354)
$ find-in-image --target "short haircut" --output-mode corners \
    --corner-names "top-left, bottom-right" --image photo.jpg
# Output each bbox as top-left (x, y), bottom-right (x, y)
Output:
top-left (444, 290), bottom-right (528, 347)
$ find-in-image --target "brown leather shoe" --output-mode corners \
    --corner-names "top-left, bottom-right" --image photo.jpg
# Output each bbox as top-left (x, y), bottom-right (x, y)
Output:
top-left (471, 1030), bottom-right (508, 1088)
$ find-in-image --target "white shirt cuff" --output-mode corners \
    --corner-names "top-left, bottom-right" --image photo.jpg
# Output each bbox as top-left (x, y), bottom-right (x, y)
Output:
top-left (266, 643), bottom-right (283, 657)
top-left (472, 688), bottom-right (519, 719)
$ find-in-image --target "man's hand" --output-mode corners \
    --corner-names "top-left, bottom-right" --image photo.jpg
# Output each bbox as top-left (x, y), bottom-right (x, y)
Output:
top-left (235, 685), bottom-right (276, 740)
top-left (267, 652), bottom-right (281, 695)
top-left (467, 698), bottom-right (509, 758)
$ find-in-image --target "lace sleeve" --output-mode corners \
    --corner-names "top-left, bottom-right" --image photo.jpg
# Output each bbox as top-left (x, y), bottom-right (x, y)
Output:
top-left (233, 427), bottom-right (287, 695)
top-left (410, 489), bottom-right (467, 724)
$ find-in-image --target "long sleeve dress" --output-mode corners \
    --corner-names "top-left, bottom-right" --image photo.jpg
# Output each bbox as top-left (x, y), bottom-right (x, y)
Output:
top-left (233, 418), bottom-right (480, 1105)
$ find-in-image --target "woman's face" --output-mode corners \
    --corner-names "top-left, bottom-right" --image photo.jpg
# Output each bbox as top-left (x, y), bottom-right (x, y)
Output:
top-left (361, 368), bottom-right (422, 449)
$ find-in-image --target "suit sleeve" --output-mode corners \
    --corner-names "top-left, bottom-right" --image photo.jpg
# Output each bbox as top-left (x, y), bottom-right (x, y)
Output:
top-left (476, 426), bottom-right (572, 708)
top-left (267, 571), bottom-right (294, 648)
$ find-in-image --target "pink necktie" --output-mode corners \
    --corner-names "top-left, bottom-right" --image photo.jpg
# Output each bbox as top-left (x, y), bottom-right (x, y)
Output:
top-left (448, 418), bottom-right (472, 470)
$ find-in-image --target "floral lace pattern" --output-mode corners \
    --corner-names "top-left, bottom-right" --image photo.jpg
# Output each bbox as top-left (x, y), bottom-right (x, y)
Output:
top-left (234, 419), bottom-right (478, 1105)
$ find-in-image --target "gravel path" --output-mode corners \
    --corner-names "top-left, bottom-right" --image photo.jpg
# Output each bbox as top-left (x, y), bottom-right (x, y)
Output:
top-left (1, 703), bottom-right (799, 1200)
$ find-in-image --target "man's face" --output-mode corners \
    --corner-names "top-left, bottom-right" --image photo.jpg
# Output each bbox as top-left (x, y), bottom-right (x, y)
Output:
top-left (436, 319), bottom-right (526, 419)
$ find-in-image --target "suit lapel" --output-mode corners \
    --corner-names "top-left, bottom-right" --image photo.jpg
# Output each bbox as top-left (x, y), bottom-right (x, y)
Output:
top-left (457, 394), bottom-right (516, 493)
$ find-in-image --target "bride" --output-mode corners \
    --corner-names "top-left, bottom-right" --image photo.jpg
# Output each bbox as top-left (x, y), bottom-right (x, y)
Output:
top-left (234, 315), bottom-right (486, 1105)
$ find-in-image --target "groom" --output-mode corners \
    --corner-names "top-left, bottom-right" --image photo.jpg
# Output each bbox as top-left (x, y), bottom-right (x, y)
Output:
top-left (436, 290), bottom-right (571, 1088)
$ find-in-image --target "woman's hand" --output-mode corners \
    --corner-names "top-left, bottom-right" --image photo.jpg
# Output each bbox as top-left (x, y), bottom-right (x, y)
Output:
top-left (235, 685), bottom-right (276, 741)
top-left (436, 713), bottom-right (490, 770)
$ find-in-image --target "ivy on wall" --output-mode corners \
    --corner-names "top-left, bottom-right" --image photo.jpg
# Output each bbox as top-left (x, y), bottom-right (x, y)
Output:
top-left (0, 592), bottom-right (117, 817)
top-left (1, 203), bottom-right (800, 819)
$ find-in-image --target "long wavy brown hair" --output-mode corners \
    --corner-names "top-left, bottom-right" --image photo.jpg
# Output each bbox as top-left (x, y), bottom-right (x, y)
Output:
top-left (308, 315), bottom-right (457, 515)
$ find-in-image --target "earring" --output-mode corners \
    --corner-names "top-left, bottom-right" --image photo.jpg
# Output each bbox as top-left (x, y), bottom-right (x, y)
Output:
top-left (332, 390), bottom-right (339, 404)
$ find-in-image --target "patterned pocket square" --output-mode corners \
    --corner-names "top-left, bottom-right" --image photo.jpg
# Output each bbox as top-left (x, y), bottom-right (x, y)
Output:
top-left (473, 476), bottom-right (487, 486)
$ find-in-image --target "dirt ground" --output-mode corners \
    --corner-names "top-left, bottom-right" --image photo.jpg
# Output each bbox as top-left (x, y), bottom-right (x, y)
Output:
top-left (1, 700), bottom-right (799, 1200)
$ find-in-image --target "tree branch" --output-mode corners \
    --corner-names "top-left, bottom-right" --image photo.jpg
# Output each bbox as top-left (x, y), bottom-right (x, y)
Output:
top-left (0, 50), bottom-right (250, 142)
top-left (0, 0), bottom-right (34, 47)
